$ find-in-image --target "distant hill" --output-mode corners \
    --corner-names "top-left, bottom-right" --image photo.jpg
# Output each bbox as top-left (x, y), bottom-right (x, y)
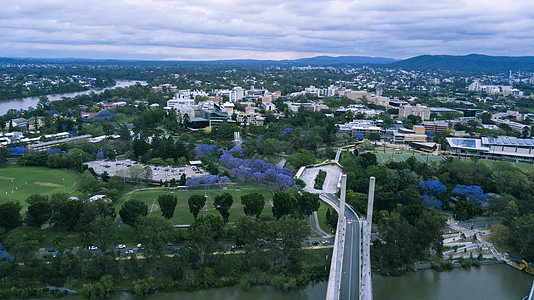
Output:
top-left (0, 55), bottom-right (398, 68)
top-left (287, 55), bottom-right (398, 65)
top-left (390, 54), bottom-right (534, 73)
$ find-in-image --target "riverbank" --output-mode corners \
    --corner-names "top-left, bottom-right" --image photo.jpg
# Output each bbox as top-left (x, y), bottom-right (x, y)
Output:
top-left (0, 80), bottom-right (147, 115)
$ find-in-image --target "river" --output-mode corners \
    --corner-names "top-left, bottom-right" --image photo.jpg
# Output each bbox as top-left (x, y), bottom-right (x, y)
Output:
top-left (0, 80), bottom-right (147, 116)
top-left (36, 264), bottom-right (533, 300)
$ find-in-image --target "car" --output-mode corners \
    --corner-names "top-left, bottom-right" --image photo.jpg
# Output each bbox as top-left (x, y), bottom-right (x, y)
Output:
top-left (167, 243), bottom-right (174, 246)
top-left (88, 246), bottom-right (98, 250)
top-left (116, 163), bottom-right (121, 165)
top-left (311, 241), bottom-right (320, 246)
top-left (174, 247), bottom-right (181, 251)
top-left (126, 249), bottom-right (134, 254)
top-left (116, 244), bottom-right (126, 249)
top-left (136, 243), bottom-right (143, 248)
top-left (322, 241), bottom-right (331, 245)
top-left (48, 248), bottom-right (57, 252)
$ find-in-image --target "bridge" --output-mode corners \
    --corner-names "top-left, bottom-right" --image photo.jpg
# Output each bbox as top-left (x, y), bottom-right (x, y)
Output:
top-left (297, 164), bottom-right (374, 300)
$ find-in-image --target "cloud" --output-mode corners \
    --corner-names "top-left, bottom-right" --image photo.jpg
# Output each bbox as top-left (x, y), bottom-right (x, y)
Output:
top-left (0, 0), bottom-right (533, 60)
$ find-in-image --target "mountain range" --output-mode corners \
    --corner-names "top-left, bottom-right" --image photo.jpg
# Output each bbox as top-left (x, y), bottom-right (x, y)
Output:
top-left (2, 54), bottom-right (534, 73)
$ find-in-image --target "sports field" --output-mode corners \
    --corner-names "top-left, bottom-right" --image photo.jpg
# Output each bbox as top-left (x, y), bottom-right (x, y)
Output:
top-left (116, 185), bottom-right (275, 226)
top-left (0, 166), bottom-right (80, 211)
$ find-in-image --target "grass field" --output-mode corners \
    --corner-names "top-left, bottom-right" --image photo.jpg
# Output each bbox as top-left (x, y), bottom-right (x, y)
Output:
top-left (116, 186), bottom-right (275, 225)
top-left (458, 157), bottom-right (534, 172)
top-left (0, 166), bottom-right (81, 211)
top-left (114, 186), bottom-right (276, 244)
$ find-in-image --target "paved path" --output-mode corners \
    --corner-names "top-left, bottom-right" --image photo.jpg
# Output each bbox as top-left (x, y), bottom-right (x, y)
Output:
top-left (310, 211), bottom-right (331, 238)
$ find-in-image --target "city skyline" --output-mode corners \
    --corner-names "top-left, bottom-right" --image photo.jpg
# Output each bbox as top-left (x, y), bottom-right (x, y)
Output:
top-left (1, 0), bottom-right (533, 61)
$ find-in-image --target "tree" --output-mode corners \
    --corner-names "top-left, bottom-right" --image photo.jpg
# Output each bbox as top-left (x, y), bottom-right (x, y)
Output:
top-left (0, 148), bottom-right (8, 165)
top-left (188, 195), bottom-right (206, 219)
top-left (189, 216), bottom-right (224, 265)
top-left (241, 193), bottom-right (265, 218)
top-left (136, 216), bottom-right (174, 258)
top-left (26, 195), bottom-right (51, 227)
top-left (357, 152), bottom-right (377, 169)
top-left (79, 170), bottom-right (101, 194)
top-left (270, 217), bottom-right (310, 266)
top-left (326, 208), bottom-right (338, 229)
top-left (119, 199), bottom-right (148, 227)
top-left (272, 191), bottom-right (295, 219)
top-left (214, 192), bottom-right (233, 223)
top-left (59, 200), bottom-right (84, 231)
top-left (454, 198), bottom-right (476, 221)
top-left (128, 165), bottom-right (145, 185)
top-left (158, 194), bottom-right (177, 220)
top-left (297, 191), bottom-right (320, 216)
top-left (0, 202), bottom-right (22, 232)
top-left (83, 215), bottom-right (116, 253)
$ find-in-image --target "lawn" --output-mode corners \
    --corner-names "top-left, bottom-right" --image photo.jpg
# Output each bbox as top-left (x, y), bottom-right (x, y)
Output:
top-left (116, 185), bottom-right (276, 226)
top-left (317, 201), bottom-right (335, 235)
top-left (0, 165), bottom-right (81, 211)
top-left (459, 157), bottom-right (534, 172)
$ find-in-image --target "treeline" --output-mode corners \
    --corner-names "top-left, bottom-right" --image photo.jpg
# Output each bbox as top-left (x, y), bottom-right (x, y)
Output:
top-left (341, 152), bottom-right (534, 272)
top-left (0, 186), bottom-right (325, 298)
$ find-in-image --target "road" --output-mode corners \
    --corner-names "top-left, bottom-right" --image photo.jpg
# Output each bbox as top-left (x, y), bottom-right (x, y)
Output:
top-left (340, 205), bottom-right (360, 300)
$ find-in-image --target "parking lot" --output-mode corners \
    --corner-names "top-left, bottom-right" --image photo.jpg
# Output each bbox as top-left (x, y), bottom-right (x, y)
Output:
top-left (86, 159), bottom-right (207, 183)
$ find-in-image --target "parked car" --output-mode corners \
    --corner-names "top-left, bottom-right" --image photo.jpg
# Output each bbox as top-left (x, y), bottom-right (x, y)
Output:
top-left (116, 244), bottom-right (126, 249)
top-left (126, 249), bottom-right (134, 254)
top-left (88, 246), bottom-right (98, 250)
top-left (136, 243), bottom-right (143, 248)
top-left (48, 248), bottom-right (57, 252)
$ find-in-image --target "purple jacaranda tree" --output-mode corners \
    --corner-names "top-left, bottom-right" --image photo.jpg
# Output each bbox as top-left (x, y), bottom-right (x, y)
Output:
top-left (452, 185), bottom-right (489, 204)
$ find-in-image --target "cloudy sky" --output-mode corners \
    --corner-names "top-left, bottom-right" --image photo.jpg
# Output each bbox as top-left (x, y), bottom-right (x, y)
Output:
top-left (1, 0), bottom-right (534, 60)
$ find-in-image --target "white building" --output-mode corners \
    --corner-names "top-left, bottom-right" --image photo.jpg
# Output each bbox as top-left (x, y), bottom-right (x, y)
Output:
top-left (399, 104), bottom-right (431, 120)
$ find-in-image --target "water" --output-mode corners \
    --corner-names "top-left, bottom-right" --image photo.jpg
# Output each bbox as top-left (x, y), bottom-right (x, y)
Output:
top-left (35, 264), bottom-right (533, 299)
top-left (0, 80), bottom-right (147, 115)
top-left (373, 264), bottom-right (533, 300)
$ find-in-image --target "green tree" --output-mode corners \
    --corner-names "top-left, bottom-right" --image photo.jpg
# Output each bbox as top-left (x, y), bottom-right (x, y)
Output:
top-left (270, 217), bottom-right (310, 266)
top-left (454, 198), bottom-right (476, 221)
top-left (188, 195), bottom-right (206, 219)
top-left (119, 199), bottom-right (148, 227)
top-left (127, 165), bottom-right (145, 185)
top-left (241, 193), bottom-right (265, 218)
top-left (0, 148), bottom-right (8, 164)
top-left (137, 216), bottom-right (174, 258)
top-left (59, 200), bottom-right (84, 231)
top-left (213, 192), bottom-right (233, 223)
top-left (0, 202), bottom-right (22, 232)
top-left (272, 191), bottom-right (295, 219)
top-left (25, 195), bottom-right (51, 227)
top-left (297, 191), bottom-right (320, 217)
top-left (158, 194), bottom-right (177, 220)
top-left (189, 217), bottom-right (223, 265)
top-left (326, 208), bottom-right (338, 229)
top-left (78, 170), bottom-right (101, 194)
top-left (83, 215), bottom-right (116, 253)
